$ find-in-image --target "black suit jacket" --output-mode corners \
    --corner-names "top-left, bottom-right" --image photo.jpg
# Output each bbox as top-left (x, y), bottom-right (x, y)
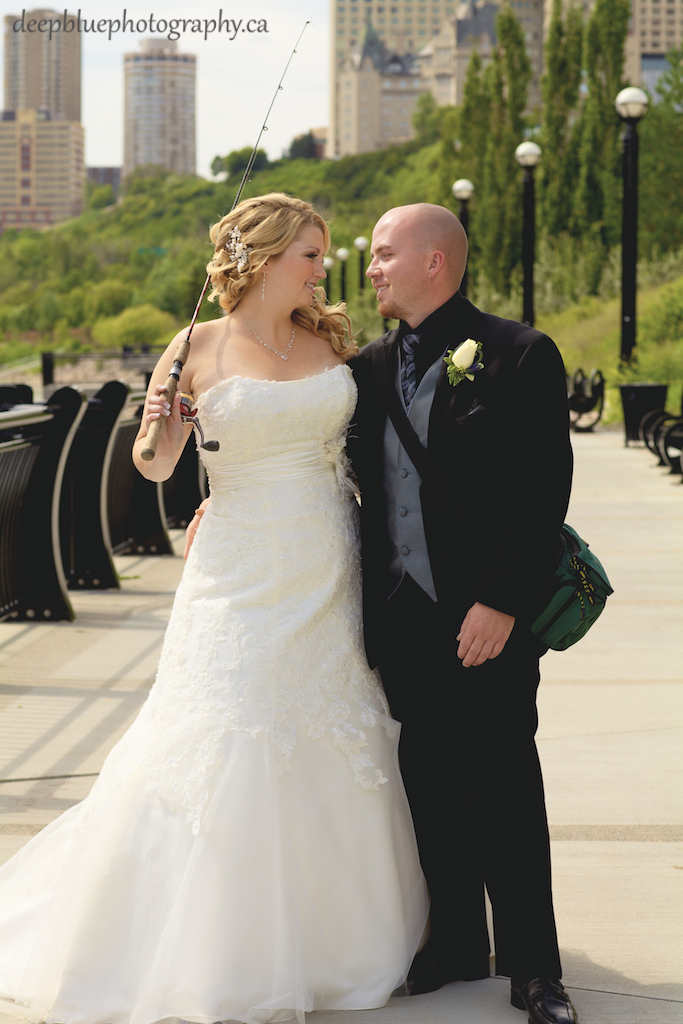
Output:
top-left (347, 293), bottom-right (573, 666)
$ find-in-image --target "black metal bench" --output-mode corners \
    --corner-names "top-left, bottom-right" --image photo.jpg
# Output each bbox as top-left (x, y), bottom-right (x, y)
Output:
top-left (0, 384), bottom-right (34, 408)
top-left (59, 381), bottom-right (130, 589)
top-left (104, 390), bottom-right (207, 554)
top-left (658, 418), bottom-right (683, 475)
top-left (0, 387), bottom-right (86, 622)
top-left (567, 369), bottom-right (605, 432)
top-left (639, 393), bottom-right (683, 472)
top-left (106, 390), bottom-right (173, 556)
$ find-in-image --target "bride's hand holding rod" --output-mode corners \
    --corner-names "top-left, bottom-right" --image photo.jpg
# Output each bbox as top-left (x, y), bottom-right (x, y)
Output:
top-left (136, 381), bottom-right (188, 477)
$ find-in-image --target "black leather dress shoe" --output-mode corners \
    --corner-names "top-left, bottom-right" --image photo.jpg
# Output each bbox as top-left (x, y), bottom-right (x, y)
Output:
top-left (407, 951), bottom-right (489, 995)
top-left (510, 977), bottom-right (578, 1024)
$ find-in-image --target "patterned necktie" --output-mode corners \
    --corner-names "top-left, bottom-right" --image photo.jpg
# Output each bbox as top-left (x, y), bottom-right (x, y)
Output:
top-left (400, 333), bottom-right (420, 413)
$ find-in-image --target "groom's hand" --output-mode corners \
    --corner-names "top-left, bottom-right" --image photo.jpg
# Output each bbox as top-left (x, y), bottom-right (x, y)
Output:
top-left (456, 602), bottom-right (515, 668)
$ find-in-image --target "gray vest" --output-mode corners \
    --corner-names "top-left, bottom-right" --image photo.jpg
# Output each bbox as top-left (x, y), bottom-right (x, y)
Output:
top-left (382, 351), bottom-right (444, 601)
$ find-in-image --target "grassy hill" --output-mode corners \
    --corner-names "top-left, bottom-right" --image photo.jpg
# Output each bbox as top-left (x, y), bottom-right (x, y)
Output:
top-left (0, 149), bottom-right (682, 423)
top-left (538, 280), bottom-right (683, 421)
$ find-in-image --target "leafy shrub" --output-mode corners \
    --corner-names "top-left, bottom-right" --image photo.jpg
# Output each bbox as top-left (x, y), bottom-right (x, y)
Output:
top-left (83, 280), bottom-right (132, 323)
top-left (91, 304), bottom-right (176, 350)
top-left (88, 185), bottom-right (115, 210)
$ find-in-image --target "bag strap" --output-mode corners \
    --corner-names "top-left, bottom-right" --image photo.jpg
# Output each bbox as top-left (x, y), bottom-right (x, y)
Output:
top-left (371, 341), bottom-right (441, 493)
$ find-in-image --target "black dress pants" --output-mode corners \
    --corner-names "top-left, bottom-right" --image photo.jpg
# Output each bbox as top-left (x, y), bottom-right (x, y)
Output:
top-left (377, 574), bottom-right (562, 981)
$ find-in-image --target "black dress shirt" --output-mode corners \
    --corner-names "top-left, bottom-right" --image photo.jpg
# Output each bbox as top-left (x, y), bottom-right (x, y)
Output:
top-left (396, 290), bottom-right (463, 387)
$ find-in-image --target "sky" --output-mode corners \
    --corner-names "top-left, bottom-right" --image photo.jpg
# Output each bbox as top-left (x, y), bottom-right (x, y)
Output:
top-left (0, 0), bottom-right (330, 176)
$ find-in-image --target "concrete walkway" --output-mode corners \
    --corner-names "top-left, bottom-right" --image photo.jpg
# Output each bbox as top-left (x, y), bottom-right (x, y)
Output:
top-left (0, 431), bottom-right (681, 1023)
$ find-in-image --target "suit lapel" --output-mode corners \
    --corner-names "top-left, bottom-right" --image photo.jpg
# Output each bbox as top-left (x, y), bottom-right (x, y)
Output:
top-left (428, 298), bottom-right (487, 443)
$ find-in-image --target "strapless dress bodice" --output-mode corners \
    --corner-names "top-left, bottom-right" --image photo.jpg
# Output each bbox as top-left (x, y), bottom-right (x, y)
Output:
top-left (196, 363), bottom-right (355, 463)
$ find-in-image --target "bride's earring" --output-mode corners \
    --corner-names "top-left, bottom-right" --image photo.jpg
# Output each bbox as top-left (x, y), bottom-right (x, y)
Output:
top-left (261, 272), bottom-right (266, 302)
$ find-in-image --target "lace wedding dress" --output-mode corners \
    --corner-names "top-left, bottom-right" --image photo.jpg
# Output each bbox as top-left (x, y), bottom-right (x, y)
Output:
top-left (0, 364), bottom-right (428, 1024)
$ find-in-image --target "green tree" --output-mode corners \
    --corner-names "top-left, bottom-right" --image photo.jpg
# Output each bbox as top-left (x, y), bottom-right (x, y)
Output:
top-left (412, 91), bottom-right (447, 146)
top-left (477, 7), bottom-right (532, 295)
top-left (123, 165), bottom-right (172, 195)
top-left (91, 304), bottom-right (176, 350)
top-left (639, 48), bottom-right (683, 255)
top-left (288, 132), bottom-right (319, 159)
top-left (223, 147), bottom-right (269, 179)
top-left (450, 50), bottom-right (492, 196)
top-left (538, 0), bottom-right (583, 237)
top-left (571, 0), bottom-right (630, 284)
top-left (33, 290), bottom-right (63, 333)
top-left (88, 185), bottom-right (115, 210)
top-left (83, 280), bottom-right (132, 323)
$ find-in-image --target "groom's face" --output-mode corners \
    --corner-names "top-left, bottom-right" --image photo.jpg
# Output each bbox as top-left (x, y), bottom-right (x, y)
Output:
top-left (367, 213), bottom-right (429, 323)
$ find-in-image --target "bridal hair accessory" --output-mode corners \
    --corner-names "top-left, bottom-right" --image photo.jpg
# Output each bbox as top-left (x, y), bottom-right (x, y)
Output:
top-left (140, 19), bottom-right (310, 461)
top-left (444, 338), bottom-right (483, 387)
top-left (237, 308), bottom-right (296, 361)
top-left (225, 226), bottom-right (252, 272)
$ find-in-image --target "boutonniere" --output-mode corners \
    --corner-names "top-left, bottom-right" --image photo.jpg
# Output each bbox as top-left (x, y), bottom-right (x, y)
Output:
top-left (444, 338), bottom-right (484, 387)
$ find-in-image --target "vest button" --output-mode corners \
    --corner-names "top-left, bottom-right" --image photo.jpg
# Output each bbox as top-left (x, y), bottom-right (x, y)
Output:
top-left (399, 468), bottom-right (408, 478)
top-left (398, 507), bottom-right (407, 517)
top-left (400, 545), bottom-right (410, 555)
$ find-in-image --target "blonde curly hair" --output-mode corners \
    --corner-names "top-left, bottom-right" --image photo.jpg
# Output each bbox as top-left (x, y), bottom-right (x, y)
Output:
top-left (206, 192), bottom-right (357, 361)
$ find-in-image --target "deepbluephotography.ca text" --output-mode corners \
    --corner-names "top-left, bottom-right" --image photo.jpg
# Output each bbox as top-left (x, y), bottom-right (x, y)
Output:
top-left (11, 9), bottom-right (268, 42)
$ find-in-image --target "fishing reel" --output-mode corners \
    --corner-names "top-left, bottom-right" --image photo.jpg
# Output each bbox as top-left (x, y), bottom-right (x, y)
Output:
top-left (179, 392), bottom-right (220, 452)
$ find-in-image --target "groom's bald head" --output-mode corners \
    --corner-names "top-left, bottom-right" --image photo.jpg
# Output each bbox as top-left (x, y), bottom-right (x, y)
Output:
top-left (367, 203), bottom-right (468, 327)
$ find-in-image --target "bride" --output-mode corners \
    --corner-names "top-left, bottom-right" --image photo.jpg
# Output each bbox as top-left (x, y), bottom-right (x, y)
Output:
top-left (0, 193), bottom-right (428, 1024)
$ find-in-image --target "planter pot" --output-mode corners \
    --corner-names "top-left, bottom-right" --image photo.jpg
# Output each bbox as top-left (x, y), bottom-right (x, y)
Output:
top-left (619, 382), bottom-right (668, 445)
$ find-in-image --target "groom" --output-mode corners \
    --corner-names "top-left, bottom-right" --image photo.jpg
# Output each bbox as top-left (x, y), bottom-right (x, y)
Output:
top-left (346, 204), bottom-right (576, 1024)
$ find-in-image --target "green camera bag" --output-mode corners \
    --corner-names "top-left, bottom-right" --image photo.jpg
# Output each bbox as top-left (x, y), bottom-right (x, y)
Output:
top-left (531, 525), bottom-right (614, 651)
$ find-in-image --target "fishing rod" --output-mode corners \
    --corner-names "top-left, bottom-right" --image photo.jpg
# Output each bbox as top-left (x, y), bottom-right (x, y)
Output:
top-left (141, 20), bottom-right (311, 461)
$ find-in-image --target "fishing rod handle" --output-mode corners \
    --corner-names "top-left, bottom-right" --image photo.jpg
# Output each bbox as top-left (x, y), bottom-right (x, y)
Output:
top-left (140, 373), bottom-right (180, 461)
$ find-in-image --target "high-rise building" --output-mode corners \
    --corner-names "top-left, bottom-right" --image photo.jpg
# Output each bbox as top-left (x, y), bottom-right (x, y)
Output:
top-left (0, 108), bottom-right (84, 232)
top-left (542, 0), bottom-right (683, 93)
top-left (338, 23), bottom-right (425, 155)
top-left (2, 8), bottom-right (84, 232)
top-left (87, 167), bottom-right (122, 196)
top-left (330, 0), bottom-right (456, 156)
top-left (637, 0), bottom-right (683, 61)
top-left (330, 0), bottom-right (546, 156)
top-left (3, 8), bottom-right (81, 121)
top-left (620, 0), bottom-right (683, 90)
top-left (419, 1), bottom-right (544, 114)
top-left (419, 3), bottom-right (498, 107)
top-left (123, 39), bottom-right (196, 180)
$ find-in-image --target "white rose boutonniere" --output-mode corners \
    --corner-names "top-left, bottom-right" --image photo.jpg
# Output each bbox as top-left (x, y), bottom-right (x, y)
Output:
top-left (444, 338), bottom-right (484, 387)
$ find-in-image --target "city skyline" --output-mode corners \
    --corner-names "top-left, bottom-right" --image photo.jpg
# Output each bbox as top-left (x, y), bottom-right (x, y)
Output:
top-left (0, 0), bottom-right (329, 177)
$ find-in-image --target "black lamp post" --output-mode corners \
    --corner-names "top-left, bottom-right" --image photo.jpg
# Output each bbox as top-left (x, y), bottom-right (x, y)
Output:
top-left (354, 236), bottom-right (369, 290)
top-left (336, 247), bottom-right (350, 303)
top-left (451, 178), bottom-right (474, 297)
top-left (515, 141), bottom-right (542, 327)
top-left (615, 86), bottom-right (649, 364)
top-left (322, 256), bottom-right (335, 302)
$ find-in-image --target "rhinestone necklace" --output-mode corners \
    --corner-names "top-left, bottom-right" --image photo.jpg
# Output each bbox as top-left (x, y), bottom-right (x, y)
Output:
top-left (237, 309), bottom-right (296, 361)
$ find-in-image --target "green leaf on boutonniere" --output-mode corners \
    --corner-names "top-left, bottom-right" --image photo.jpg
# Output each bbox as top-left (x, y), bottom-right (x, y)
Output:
top-left (444, 339), bottom-right (484, 387)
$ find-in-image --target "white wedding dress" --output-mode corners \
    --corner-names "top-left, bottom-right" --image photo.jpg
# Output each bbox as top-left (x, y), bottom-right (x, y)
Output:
top-left (0, 364), bottom-right (428, 1024)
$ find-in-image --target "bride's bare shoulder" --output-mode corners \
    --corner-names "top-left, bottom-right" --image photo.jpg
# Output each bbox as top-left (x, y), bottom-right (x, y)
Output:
top-left (183, 316), bottom-right (229, 349)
